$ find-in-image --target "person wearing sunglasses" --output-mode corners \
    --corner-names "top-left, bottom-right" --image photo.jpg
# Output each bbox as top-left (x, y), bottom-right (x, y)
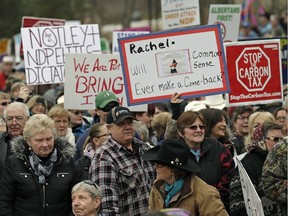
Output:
top-left (0, 114), bottom-right (81, 215)
top-left (143, 139), bottom-right (228, 215)
top-left (75, 122), bottom-right (108, 180)
top-left (262, 136), bottom-right (287, 216)
top-left (230, 122), bottom-right (283, 216)
top-left (68, 109), bottom-right (90, 142)
top-left (177, 111), bottom-right (234, 213)
top-left (90, 106), bottom-right (155, 215)
top-left (0, 92), bottom-right (11, 132)
top-left (72, 180), bottom-right (104, 216)
top-left (0, 102), bottom-right (30, 177)
top-left (74, 90), bottom-right (119, 161)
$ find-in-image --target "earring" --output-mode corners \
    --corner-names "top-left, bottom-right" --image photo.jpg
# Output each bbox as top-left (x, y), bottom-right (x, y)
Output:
top-left (171, 172), bottom-right (175, 184)
top-left (28, 146), bottom-right (32, 151)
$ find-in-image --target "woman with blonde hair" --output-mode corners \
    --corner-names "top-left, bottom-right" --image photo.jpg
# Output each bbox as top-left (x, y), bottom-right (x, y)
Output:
top-left (244, 111), bottom-right (276, 151)
top-left (26, 95), bottom-right (48, 115)
top-left (48, 104), bottom-right (75, 146)
top-left (75, 122), bottom-right (107, 180)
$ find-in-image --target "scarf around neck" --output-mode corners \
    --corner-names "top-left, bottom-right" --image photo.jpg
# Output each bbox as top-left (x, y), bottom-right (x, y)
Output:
top-left (29, 148), bottom-right (57, 185)
top-left (164, 178), bottom-right (184, 207)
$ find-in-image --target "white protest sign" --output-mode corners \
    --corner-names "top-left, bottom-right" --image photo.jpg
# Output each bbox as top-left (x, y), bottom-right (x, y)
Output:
top-left (208, 4), bottom-right (241, 42)
top-left (161, 0), bottom-right (200, 30)
top-left (112, 31), bottom-right (150, 54)
top-left (21, 24), bottom-right (101, 85)
top-left (64, 53), bottom-right (147, 111)
top-left (118, 24), bottom-right (229, 106)
top-left (236, 158), bottom-right (265, 216)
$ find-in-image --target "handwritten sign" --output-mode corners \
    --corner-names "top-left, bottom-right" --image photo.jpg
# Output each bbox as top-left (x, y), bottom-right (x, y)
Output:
top-left (208, 4), bottom-right (241, 42)
top-left (112, 31), bottom-right (150, 54)
top-left (225, 39), bottom-right (283, 106)
top-left (64, 53), bottom-right (147, 111)
top-left (236, 159), bottom-right (265, 216)
top-left (21, 24), bottom-right (101, 85)
top-left (118, 24), bottom-right (229, 106)
top-left (161, 0), bottom-right (200, 30)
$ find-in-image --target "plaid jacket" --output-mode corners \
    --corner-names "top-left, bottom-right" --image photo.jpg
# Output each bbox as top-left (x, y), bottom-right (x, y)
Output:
top-left (90, 136), bottom-right (155, 216)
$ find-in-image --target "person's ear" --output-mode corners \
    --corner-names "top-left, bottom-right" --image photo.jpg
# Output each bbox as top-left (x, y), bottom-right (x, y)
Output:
top-left (93, 197), bottom-right (101, 209)
top-left (92, 137), bottom-right (100, 147)
top-left (178, 130), bottom-right (184, 138)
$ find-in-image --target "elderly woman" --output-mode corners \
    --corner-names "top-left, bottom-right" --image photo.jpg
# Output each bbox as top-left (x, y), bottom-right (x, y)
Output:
top-left (48, 104), bottom-right (75, 146)
top-left (0, 114), bottom-right (80, 215)
top-left (72, 180), bottom-right (104, 216)
top-left (176, 111), bottom-right (234, 213)
top-left (143, 139), bottom-right (228, 215)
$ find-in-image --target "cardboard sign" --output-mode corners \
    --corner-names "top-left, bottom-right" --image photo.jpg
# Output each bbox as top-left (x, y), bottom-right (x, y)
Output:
top-left (236, 159), bottom-right (265, 216)
top-left (21, 24), bottom-right (101, 85)
top-left (161, 0), bottom-right (200, 30)
top-left (112, 31), bottom-right (150, 54)
top-left (64, 53), bottom-right (147, 111)
top-left (225, 39), bottom-right (283, 106)
top-left (118, 24), bottom-right (229, 106)
top-left (20, 16), bottom-right (66, 56)
top-left (208, 4), bottom-right (241, 42)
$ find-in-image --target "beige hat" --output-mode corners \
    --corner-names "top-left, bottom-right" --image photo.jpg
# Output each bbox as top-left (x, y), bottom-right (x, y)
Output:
top-left (184, 101), bottom-right (207, 112)
top-left (204, 94), bottom-right (226, 110)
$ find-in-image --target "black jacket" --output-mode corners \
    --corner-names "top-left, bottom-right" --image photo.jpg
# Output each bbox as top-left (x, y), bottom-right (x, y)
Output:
top-left (0, 136), bottom-right (80, 216)
top-left (0, 132), bottom-right (13, 177)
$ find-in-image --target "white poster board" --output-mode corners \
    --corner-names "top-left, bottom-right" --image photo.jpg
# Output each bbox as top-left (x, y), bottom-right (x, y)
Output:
top-left (21, 24), bottom-right (101, 85)
top-left (64, 53), bottom-right (146, 111)
top-left (161, 0), bottom-right (200, 30)
top-left (236, 158), bottom-right (265, 216)
top-left (208, 4), bottom-right (241, 42)
top-left (118, 24), bottom-right (230, 106)
top-left (112, 31), bottom-right (150, 54)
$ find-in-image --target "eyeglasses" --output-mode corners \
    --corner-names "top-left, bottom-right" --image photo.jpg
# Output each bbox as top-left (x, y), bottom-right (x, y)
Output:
top-left (83, 180), bottom-right (98, 187)
top-left (237, 115), bottom-right (249, 121)
top-left (265, 137), bottom-right (283, 142)
top-left (0, 101), bottom-right (11, 106)
top-left (186, 125), bottom-right (206, 130)
top-left (276, 116), bottom-right (287, 121)
top-left (5, 116), bottom-right (26, 124)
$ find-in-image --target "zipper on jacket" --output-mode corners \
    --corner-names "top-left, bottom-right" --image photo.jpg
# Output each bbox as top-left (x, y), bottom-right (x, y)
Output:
top-left (42, 184), bottom-right (46, 208)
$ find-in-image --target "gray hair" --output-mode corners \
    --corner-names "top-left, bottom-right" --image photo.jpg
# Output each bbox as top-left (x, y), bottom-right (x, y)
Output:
top-left (23, 114), bottom-right (56, 141)
top-left (3, 102), bottom-right (30, 118)
top-left (72, 180), bottom-right (102, 211)
top-left (133, 120), bottom-right (149, 142)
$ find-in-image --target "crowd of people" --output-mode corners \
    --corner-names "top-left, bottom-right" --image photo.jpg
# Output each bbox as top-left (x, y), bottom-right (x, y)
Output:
top-left (0, 6), bottom-right (287, 216)
top-left (0, 80), bottom-right (286, 215)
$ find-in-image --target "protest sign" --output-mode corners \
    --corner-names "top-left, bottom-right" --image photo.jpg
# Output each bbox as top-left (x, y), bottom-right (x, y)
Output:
top-left (118, 24), bottom-right (229, 106)
top-left (225, 39), bottom-right (283, 106)
top-left (112, 31), bottom-right (150, 54)
top-left (20, 16), bottom-right (66, 56)
top-left (236, 158), bottom-right (265, 216)
top-left (208, 4), bottom-right (241, 42)
top-left (161, 0), bottom-right (200, 30)
top-left (64, 53), bottom-right (146, 111)
top-left (21, 24), bottom-right (101, 85)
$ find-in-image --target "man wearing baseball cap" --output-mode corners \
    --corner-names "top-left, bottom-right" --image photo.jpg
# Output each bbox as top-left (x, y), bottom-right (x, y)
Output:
top-left (74, 90), bottom-right (119, 160)
top-left (90, 106), bottom-right (155, 215)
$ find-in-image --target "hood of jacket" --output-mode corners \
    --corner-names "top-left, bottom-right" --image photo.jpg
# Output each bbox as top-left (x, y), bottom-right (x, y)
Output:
top-left (10, 136), bottom-right (75, 164)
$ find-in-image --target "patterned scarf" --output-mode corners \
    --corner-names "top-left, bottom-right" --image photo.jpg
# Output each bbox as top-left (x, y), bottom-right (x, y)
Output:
top-left (247, 124), bottom-right (265, 152)
top-left (164, 179), bottom-right (184, 207)
top-left (29, 148), bottom-right (57, 185)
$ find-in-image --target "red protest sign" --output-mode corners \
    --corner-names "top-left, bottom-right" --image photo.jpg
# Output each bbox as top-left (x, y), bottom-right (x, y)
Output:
top-left (225, 40), bottom-right (283, 106)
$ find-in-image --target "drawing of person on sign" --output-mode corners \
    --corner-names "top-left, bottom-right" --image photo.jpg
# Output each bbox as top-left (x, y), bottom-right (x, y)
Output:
top-left (170, 59), bottom-right (178, 74)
